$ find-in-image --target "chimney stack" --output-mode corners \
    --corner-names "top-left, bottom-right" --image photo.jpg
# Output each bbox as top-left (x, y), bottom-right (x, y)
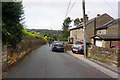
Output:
top-left (97, 14), bottom-right (100, 17)
top-left (85, 14), bottom-right (89, 21)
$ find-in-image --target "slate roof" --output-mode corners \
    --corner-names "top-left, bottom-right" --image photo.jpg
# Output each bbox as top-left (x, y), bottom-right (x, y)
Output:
top-left (70, 13), bottom-right (112, 31)
top-left (96, 18), bottom-right (120, 30)
top-left (91, 34), bottom-right (120, 40)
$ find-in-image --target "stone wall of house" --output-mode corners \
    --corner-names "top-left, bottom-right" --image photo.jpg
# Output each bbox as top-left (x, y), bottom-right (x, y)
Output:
top-left (111, 41), bottom-right (119, 47)
top-left (87, 46), bottom-right (119, 67)
top-left (105, 41), bottom-right (111, 48)
top-left (86, 14), bottom-right (113, 43)
top-left (96, 14), bottom-right (113, 27)
top-left (107, 24), bottom-right (118, 35)
top-left (86, 22), bottom-right (95, 42)
top-left (96, 29), bottom-right (107, 35)
top-left (70, 31), bottom-right (73, 38)
top-left (70, 30), bottom-right (75, 43)
top-left (106, 21), bottom-right (119, 47)
top-left (77, 28), bottom-right (83, 41)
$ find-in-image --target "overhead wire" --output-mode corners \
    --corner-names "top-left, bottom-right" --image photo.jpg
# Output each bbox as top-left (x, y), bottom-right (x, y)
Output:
top-left (104, 0), bottom-right (118, 13)
top-left (64, 0), bottom-right (71, 19)
top-left (64, 0), bottom-right (78, 19)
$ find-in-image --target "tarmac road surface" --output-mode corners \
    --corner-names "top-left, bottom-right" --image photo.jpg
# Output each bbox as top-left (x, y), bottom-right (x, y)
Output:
top-left (5, 44), bottom-right (111, 78)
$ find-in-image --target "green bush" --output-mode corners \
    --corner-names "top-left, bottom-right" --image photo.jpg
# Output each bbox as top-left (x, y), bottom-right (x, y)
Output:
top-left (59, 38), bottom-right (68, 41)
top-left (22, 29), bottom-right (43, 40)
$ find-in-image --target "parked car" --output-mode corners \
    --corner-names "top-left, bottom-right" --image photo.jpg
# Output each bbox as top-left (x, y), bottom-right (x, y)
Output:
top-left (52, 42), bottom-right (65, 52)
top-left (63, 41), bottom-right (68, 44)
top-left (111, 45), bottom-right (119, 49)
top-left (71, 41), bottom-right (92, 53)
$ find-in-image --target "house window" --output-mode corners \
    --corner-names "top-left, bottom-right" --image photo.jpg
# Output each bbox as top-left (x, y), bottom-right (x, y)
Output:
top-left (95, 40), bottom-right (102, 47)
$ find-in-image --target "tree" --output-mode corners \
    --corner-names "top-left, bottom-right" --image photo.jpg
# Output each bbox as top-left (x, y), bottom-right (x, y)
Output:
top-left (31, 31), bottom-right (36, 34)
top-left (62, 17), bottom-right (72, 38)
top-left (2, 2), bottom-right (24, 48)
top-left (74, 18), bottom-right (83, 26)
top-left (44, 34), bottom-right (48, 37)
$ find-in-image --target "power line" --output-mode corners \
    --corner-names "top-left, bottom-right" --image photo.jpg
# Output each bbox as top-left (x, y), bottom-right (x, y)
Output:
top-left (64, 0), bottom-right (78, 19)
top-left (104, 0), bottom-right (118, 13)
top-left (64, 0), bottom-right (71, 19)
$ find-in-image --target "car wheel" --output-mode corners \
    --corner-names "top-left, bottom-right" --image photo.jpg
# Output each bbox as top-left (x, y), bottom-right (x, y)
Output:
top-left (72, 50), bottom-right (76, 53)
top-left (52, 49), bottom-right (54, 51)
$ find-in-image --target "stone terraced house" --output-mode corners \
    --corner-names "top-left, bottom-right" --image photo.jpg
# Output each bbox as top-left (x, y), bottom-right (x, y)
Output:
top-left (69, 13), bottom-right (113, 44)
top-left (91, 18), bottom-right (120, 48)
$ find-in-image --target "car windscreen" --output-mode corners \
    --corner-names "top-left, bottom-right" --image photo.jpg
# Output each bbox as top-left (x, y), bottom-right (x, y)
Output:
top-left (54, 42), bottom-right (63, 45)
top-left (75, 42), bottom-right (83, 44)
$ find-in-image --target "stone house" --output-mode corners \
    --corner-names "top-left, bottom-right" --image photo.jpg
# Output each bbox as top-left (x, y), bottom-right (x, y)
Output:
top-left (69, 13), bottom-right (113, 43)
top-left (69, 27), bottom-right (83, 43)
top-left (91, 18), bottom-right (120, 48)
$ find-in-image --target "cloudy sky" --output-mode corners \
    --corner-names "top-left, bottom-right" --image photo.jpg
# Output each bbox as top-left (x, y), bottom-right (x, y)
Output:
top-left (23, 0), bottom-right (119, 30)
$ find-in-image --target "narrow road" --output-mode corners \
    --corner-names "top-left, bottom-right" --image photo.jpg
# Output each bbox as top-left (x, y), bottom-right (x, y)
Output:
top-left (5, 44), bottom-right (111, 78)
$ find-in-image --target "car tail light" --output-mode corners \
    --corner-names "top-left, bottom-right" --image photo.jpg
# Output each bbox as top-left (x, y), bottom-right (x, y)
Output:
top-left (81, 45), bottom-right (84, 48)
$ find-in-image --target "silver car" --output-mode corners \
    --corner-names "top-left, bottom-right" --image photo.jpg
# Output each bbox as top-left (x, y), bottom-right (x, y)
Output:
top-left (72, 41), bottom-right (92, 53)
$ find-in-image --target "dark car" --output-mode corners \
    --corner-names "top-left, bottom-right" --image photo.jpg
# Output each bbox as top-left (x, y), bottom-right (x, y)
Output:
top-left (52, 42), bottom-right (65, 52)
top-left (71, 41), bottom-right (92, 53)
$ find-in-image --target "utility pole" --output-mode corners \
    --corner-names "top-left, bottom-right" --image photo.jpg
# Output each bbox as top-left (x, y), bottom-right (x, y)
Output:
top-left (82, 0), bottom-right (87, 58)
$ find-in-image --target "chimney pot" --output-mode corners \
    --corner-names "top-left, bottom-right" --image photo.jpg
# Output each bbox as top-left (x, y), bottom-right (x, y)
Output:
top-left (85, 14), bottom-right (89, 21)
top-left (97, 14), bottom-right (100, 16)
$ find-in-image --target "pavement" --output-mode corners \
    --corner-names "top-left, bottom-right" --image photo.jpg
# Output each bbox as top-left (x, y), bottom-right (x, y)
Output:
top-left (3, 44), bottom-right (118, 79)
top-left (66, 51), bottom-right (120, 79)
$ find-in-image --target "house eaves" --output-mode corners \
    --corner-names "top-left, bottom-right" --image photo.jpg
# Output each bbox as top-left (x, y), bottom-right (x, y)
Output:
top-left (96, 18), bottom-right (120, 30)
top-left (91, 34), bottom-right (120, 40)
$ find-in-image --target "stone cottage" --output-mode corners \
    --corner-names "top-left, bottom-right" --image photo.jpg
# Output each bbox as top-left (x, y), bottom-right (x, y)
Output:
top-left (69, 13), bottom-right (113, 43)
top-left (91, 18), bottom-right (120, 48)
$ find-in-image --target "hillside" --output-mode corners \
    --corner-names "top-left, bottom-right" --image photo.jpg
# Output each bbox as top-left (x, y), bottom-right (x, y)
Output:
top-left (26, 29), bottom-right (62, 37)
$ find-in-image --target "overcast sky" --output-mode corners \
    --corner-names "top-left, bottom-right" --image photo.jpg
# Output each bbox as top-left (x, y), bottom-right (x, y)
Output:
top-left (23, 0), bottom-right (119, 30)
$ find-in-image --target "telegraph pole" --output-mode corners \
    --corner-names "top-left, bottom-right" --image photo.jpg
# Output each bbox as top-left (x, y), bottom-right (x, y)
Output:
top-left (82, 0), bottom-right (87, 57)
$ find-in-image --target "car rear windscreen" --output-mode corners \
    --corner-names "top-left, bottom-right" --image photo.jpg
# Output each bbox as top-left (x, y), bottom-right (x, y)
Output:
top-left (75, 42), bottom-right (83, 44)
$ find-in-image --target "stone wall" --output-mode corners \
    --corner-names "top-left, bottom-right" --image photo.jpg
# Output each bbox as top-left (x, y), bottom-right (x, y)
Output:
top-left (96, 14), bottom-right (113, 27)
top-left (96, 29), bottom-right (107, 35)
top-left (2, 37), bottom-right (47, 72)
top-left (65, 45), bottom-right (72, 51)
top-left (87, 46), bottom-right (119, 67)
top-left (77, 28), bottom-right (84, 41)
top-left (107, 24), bottom-right (118, 36)
top-left (86, 21), bottom-right (94, 42)
top-left (2, 45), bottom-right (7, 71)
